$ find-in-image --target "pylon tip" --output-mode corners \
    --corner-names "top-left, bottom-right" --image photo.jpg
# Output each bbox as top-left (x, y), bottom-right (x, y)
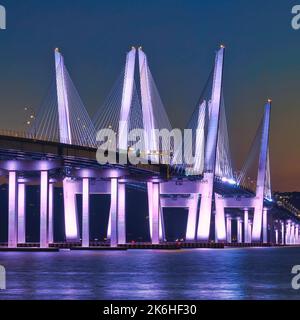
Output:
top-left (55, 47), bottom-right (60, 52)
top-left (267, 98), bottom-right (272, 103)
top-left (220, 44), bottom-right (225, 49)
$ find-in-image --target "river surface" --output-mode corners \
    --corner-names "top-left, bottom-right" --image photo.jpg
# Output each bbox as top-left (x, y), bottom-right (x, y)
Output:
top-left (0, 247), bottom-right (300, 300)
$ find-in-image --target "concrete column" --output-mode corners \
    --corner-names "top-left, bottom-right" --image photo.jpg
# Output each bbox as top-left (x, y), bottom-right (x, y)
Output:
top-left (244, 209), bottom-right (249, 243)
top-left (281, 221), bottom-right (285, 245)
top-left (291, 223), bottom-right (295, 245)
top-left (8, 171), bottom-right (18, 248)
top-left (296, 225), bottom-right (299, 244)
top-left (186, 194), bottom-right (198, 241)
top-left (17, 181), bottom-right (26, 244)
top-left (237, 218), bottom-right (242, 243)
top-left (48, 182), bottom-right (54, 244)
top-left (263, 208), bottom-right (268, 244)
top-left (286, 221), bottom-right (291, 245)
top-left (110, 178), bottom-right (118, 247)
top-left (152, 182), bottom-right (160, 245)
top-left (63, 178), bottom-right (79, 241)
top-left (82, 178), bottom-right (90, 248)
top-left (275, 229), bottom-right (278, 244)
top-left (226, 216), bottom-right (232, 243)
top-left (40, 171), bottom-right (49, 248)
top-left (117, 181), bottom-right (126, 245)
top-left (248, 221), bottom-right (252, 244)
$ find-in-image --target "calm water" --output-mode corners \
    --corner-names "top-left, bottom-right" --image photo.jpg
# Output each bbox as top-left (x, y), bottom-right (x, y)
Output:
top-left (0, 247), bottom-right (300, 300)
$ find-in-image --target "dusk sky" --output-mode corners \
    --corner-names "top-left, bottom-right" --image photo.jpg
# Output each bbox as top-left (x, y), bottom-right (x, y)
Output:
top-left (0, 0), bottom-right (299, 191)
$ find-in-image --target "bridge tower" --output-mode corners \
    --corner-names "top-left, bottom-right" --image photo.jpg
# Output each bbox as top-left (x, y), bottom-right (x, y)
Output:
top-left (107, 47), bottom-right (136, 245)
top-left (252, 100), bottom-right (271, 242)
top-left (197, 46), bottom-right (225, 241)
top-left (138, 47), bottom-right (164, 244)
top-left (118, 47), bottom-right (136, 154)
top-left (54, 48), bottom-right (72, 145)
top-left (54, 49), bottom-right (79, 241)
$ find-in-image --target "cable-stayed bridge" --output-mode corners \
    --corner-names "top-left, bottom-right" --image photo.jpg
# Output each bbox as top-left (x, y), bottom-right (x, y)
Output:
top-left (0, 45), bottom-right (298, 250)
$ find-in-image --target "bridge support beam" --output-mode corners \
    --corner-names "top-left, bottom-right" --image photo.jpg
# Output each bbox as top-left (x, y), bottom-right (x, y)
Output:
top-left (237, 218), bottom-right (242, 244)
top-left (281, 221), bottom-right (285, 245)
top-left (117, 181), bottom-right (126, 245)
top-left (275, 229), bottom-right (279, 245)
top-left (214, 193), bottom-right (226, 242)
top-left (263, 208), bottom-right (268, 244)
top-left (291, 223), bottom-right (295, 245)
top-left (244, 209), bottom-right (249, 243)
top-left (40, 171), bottom-right (49, 248)
top-left (110, 178), bottom-right (119, 247)
top-left (82, 178), bottom-right (90, 248)
top-left (296, 225), bottom-right (299, 244)
top-left (48, 182), bottom-right (54, 244)
top-left (226, 216), bottom-right (232, 243)
top-left (286, 221), bottom-right (291, 245)
top-left (186, 195), bottom-right (198, 241)
top-left (17, 181), bottom-right (26, 244)
top-left (147, 182), bottom-right (160, 245)
top-left (63, 178), bottom-right (79, 242)
top-left (248, 221), bottom-right (252, 244)
top-left (8, 171), bottom-right (18, 248)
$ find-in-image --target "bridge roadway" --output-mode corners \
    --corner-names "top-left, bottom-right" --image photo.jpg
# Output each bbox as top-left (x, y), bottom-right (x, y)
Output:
top-left (0, 134), bottom-right (297, 250)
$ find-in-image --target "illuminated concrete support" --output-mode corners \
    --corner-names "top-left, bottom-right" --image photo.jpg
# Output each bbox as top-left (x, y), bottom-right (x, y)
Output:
top-left (281, 221), bottom-right (285, 245)
top-left (263, 208), bottom-right (268, 244)
top-left (55, 49), bottom-right (72, 145)
top-left (110, 178), bottom-right (118, 247)
top-left (118, 48), bottom-right (136, 155)
top-left (40, 171), bottom-right (49, 248)
top-left (48, 182), bottom-right (54, 244)
top-left (197, 47), bottom-right (224, 241)
top-left (107, 182), bottom-right (127, 244)
top-left (63, 178), bottom-right (79, 241)
top-left (214, 193), bottom-right (226, 242)
top-left (82, 178), bottom-right (90, 247)
top-left (237, 218), bottom-right (242, 243)
top-left (275, 229), bottom-right (279, 245)
top-left (286, 221), bottom-right (291, 245)
top-left (186, 194), bottom-right (198, 241)
top-left (149, 182), bottom-right (160, 244)
top-left (252, 101), bottom-right (271, 242)
top-left (117, 181), bottom-right (126, 244)
top-left (193, 101), bottom-right (206, 174)
top-left (138, 48), bottom-right (159, 163)
top-left (296, 225), bottom-right (299, 244)
top-left (291, 223), bottom-right (295, 245)
top-left (226, 216), bottom-right (232, 243)
top-left (248, 221), bottom-right (252, 244)
top-left (147, 181), bottom-right (164, 242)
top-left (244, 209), bottom-right (249, 243)
top-left (8, 171), bottom-right (18, 248)
top-left (17, 181), bottom-right (26, 244)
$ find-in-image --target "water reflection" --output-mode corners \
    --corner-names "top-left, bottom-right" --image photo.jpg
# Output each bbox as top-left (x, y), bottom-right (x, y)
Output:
top-left (0, 248), bottom-right (299, 300)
